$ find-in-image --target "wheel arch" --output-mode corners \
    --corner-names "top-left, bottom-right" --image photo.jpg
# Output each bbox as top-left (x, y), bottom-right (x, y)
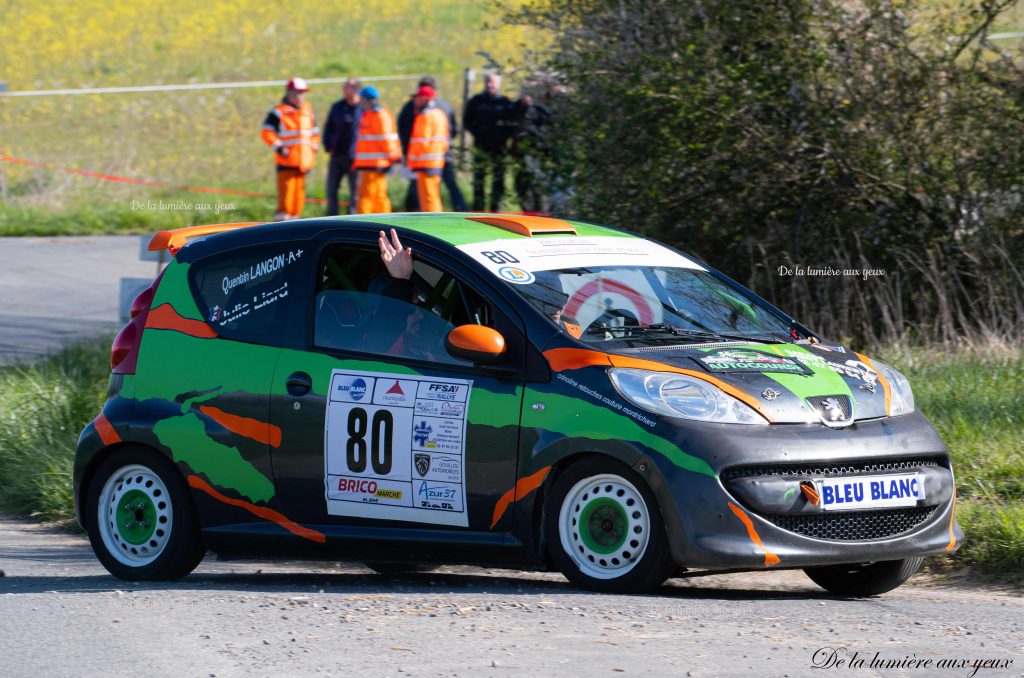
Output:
top-left (78, 441), bottom-right (182, 531)
top-left (531, 450), bottom-right (676, 570)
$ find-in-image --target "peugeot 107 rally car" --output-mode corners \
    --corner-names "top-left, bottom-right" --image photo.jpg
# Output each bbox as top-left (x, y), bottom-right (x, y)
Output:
top-left (74, 214), bottom-right (961, 595)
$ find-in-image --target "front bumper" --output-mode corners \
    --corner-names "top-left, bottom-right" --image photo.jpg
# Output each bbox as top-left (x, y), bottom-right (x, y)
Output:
top-left (648, 410), bottom-right (962, 570)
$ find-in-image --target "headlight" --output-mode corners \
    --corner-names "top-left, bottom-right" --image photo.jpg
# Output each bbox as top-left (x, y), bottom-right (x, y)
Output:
top-left (873, 361), bottom-right (915, 416)
top-left (608, 368), bottom-right (767, 425)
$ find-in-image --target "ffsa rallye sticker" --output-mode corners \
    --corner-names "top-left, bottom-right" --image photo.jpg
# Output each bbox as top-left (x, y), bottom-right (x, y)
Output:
top-left (324, 370), bottom-right (472, 527)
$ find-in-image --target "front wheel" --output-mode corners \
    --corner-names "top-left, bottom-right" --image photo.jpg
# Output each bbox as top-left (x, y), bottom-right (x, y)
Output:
top-left (803, 557), bottom-right (923, 597)
top-left (86, 447), bottom-right (206, 581)
top-left (544, 457), bottom-right (675, 593)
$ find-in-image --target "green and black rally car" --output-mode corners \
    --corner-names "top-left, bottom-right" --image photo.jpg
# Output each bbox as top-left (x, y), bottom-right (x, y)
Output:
top-left (75, 213), bottom-right (961, 595)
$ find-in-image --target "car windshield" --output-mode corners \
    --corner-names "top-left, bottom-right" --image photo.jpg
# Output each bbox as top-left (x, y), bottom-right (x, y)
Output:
top-left (511, 265), bottom-right (792, 347)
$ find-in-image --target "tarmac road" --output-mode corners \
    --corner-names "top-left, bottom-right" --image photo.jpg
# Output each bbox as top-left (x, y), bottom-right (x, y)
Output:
top-left (0, 515), bottom-right (1020, 678)
top-left (0, 236), bottom-right (160, 364)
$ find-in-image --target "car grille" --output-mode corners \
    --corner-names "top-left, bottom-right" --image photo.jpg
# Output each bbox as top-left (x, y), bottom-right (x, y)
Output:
top-left (721, 456), bottom-right (948, 481)
top-left (722, 457), bottom-right (948, 541)
top-left (766, 506), bottom-right (937, 541)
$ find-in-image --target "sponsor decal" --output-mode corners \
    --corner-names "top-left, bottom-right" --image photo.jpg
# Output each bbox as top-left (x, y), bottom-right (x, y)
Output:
top-left (412, 417), bottom-right (464, 453)
top-left (373, 378), bottom-right (417, 407)
top-left (811, 343), bottom-right (846, 353)
top-left (457, 236), bottom-right (706, 276)
top-left (219, 249), bottom-right (303, 296)
top-left (814, 473), bottom-right (924, 511)
top-left (498, 266), bottom-right (536, 285)
top-left (782, 350), bottom-right (879, 384)
top-left (694, 349), bottom-right (812, 375)
top-left (331, 374), bottom-right (374, 403)
top-left (417, 380), bottom-right (469, 403)
top-left (324, 370), bottom-right (472, 527)
top-left (413, 420), bottom-right (432, 447)
top-left (416, 480), bottom-right (464, 511)
top-left (414, 400), bottom-right (466, 418)
top-left (413, 452), bottom-right (462, 483)
top-left (329, 476), bottom-right (408, 506)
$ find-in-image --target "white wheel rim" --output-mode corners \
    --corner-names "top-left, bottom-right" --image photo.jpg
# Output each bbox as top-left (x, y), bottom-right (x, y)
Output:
top-left (97, 464), bottom-right (173, 567)
top-left (558, 473), bottom-right (651, 580)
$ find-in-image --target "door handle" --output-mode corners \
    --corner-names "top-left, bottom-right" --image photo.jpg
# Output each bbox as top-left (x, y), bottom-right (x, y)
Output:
top-left (286, 371), bottom-right (313, 396)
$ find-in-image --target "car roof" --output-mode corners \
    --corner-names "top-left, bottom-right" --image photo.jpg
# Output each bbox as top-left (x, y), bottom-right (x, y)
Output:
top-left (171, 213), bottom-right (637, 263)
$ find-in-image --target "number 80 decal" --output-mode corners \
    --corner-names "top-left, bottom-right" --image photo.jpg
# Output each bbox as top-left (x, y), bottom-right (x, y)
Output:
top-left (345, 407), bottom-right (394, 476)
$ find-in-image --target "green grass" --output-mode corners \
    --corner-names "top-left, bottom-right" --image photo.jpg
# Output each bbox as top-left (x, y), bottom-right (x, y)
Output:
top-left (884, 346), bottom-right (1024, 580)
top-left (0, 172), bottom-right (481, 236)
top-left (0, 339), bottom-right (1019, 581)
top-left (0, 337), bottom-right (111, 520)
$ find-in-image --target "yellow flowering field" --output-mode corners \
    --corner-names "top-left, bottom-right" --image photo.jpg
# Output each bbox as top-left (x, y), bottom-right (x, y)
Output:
top-left (0, 0), bottom-right (528, 228)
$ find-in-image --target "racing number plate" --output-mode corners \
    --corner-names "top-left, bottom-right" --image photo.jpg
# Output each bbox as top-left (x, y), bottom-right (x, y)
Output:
top-left (813, 473), bottom-right (925, 511)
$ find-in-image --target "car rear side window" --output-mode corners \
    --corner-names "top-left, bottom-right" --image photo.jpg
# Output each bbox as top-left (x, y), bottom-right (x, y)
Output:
top-left (190, 243), bottom-right (306, 346)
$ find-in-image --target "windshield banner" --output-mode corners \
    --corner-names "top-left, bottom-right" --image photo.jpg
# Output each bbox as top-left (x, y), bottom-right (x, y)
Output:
top-left (458, 236), bottom-right (705, 283)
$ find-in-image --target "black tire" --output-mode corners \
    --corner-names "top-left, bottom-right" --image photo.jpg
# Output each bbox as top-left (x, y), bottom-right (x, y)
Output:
top-left (544, 457), bottom-right (675, 593)
top-left (803, 557), bottom-right (924, 597)
top-left (85, 446), bottom-right (206, 581)
top-left (364, 562), bottom-right (438, 575)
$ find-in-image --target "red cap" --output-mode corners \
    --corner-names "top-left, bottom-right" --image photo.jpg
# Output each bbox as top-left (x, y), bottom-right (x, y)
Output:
top-left (415, 85), bottom-right (436, 99)
top-left (286, 77), bottom-right (310, 92)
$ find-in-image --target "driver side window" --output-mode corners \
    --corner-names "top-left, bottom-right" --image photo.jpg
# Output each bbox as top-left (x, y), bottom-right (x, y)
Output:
top-left (312, 244), bottom-right (487, 366)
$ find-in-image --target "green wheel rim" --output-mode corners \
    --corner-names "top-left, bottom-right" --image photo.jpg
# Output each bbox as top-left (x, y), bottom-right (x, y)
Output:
top-left (579, 497), bottom-right (628, 554)
top-left (115, 489), bottom-right (157, 545)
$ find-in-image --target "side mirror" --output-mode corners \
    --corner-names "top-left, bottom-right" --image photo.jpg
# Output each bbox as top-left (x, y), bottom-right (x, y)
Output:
top-left (445, 324), bottom-right (506, 364)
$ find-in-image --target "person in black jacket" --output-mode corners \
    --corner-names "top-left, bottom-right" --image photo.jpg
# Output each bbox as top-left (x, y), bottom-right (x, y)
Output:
top-left (322, 78), bottom-right (362, 215)
top-left (397, 76), bottom-right (467, 212)
top-left (464, 73), bottom-right (513, 212)
top-left (512, 93), bottom-right (553, 213)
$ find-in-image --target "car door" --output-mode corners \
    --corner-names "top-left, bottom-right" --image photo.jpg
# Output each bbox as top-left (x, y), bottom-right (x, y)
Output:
top-left (268, 234), bottom-right (527, 533)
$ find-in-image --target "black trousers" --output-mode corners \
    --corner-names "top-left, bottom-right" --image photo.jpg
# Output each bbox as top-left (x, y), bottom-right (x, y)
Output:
top-left (404, 161), bottom-right (467, 212)
top-left (325, 153), bottom-right (357, 216)
top-left (471, 148), bottom-right (507, 212)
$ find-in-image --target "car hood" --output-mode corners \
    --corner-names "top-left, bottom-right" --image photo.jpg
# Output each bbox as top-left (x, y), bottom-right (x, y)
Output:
top-left (610, 342), bottom-right (889, 425)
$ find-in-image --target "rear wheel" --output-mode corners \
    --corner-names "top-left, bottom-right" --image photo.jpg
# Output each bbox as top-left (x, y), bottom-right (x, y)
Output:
top-left (86, 447), bottom-right (206, 580)
top-left (803, 557), bottom-right (923, 597)
top-left (545, 457), bottom-right (675, 593)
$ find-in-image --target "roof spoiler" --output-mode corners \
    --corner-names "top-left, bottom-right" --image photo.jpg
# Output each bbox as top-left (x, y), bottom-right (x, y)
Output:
top-left (466, 215), bottom-right (577, 237)
top-left (148, 222), bottom-right (265, 254)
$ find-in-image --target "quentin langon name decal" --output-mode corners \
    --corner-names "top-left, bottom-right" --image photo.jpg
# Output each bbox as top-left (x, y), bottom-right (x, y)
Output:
top-left (221, 249), bottom-right (303, 294)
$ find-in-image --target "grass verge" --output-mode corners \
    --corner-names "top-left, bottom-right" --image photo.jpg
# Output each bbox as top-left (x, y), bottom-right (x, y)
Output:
top-left (0, 338), bottom-right (1020, 581)
top-left (886, 345), bottom-right (1024, 582)
top-left (0, 337), bottom-right (111, 521)
top-left (0, 173), bottom-right (479, 236)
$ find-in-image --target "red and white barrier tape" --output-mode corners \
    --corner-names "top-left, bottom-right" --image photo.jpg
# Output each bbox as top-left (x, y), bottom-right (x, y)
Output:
top-left (0, 153), bottom-right (329, 205)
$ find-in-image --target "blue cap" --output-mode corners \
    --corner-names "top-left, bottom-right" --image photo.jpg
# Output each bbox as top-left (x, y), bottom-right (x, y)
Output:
top-left (360, 85), bottom-right (379, 99)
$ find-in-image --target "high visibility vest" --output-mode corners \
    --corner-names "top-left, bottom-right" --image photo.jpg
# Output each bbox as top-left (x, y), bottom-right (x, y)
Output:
top-left (407, 105), bottom-right (449, 171)
top-left (261, 100), bottom-right (320, 172)
top-left (353, 107), bottom-right (401, 170)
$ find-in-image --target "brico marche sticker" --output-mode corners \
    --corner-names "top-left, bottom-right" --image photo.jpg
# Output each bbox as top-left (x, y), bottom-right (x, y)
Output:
top-left (324, 370), bottom-right (472, 527)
